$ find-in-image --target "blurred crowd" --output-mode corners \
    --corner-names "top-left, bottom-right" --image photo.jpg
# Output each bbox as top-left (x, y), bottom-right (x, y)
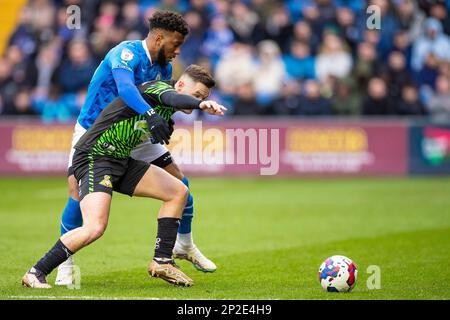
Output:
top-left (1, 0), bottom-right (450, 123)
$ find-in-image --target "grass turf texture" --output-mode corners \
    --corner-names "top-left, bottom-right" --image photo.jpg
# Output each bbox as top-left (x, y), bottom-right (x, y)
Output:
top-left (0, 177), bottom-right (449, 300)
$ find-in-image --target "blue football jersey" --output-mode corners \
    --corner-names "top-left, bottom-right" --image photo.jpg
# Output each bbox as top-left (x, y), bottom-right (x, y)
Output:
top-left (77, 40), bottom-right (172, 129)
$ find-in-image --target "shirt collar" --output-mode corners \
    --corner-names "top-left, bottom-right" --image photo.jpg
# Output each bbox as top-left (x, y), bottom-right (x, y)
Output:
top-left (141, 40), bottom-right (152, 64)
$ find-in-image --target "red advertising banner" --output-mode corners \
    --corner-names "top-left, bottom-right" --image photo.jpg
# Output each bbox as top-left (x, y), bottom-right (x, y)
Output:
top-left (0, 122), bottom-right (73, 175)
top-left (0, 119), bottom-right (408, 176)
top-left (166, 120), bottom-right (408, 176)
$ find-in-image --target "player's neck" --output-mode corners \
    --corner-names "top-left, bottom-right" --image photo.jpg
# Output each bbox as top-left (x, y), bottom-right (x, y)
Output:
top-left (144, 37), bottom-right (159, 64)
top-left (142, 38), bottom-right (155, 64)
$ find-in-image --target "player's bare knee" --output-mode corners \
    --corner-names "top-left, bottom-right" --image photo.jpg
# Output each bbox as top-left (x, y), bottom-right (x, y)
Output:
top-left (86, 222), bottom-right (107, 242)
top-left (176, 183), bottom-right (189, 204)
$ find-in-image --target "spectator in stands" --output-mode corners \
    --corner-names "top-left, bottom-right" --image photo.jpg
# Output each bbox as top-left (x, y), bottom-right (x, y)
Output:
top-left (290, 20), bottom-right (320, 55)
top-left (392, 30), bottom-right (413, 71)
top-left (362, 77), bottom-right (393, 115)
top-left (315, 31), bottom-right (352, 81)
top-left (283, 40), bottom-right (316, 80)
top-left (368, 0), bottom-right (399, 58)
top-left (210, 0), bottom-right (231, 17)
top-left (429, 2), bottom-right (450, 36)
top-left (201, 15), bottom-right (234, 67)
top-left (352, 41), bottom-right (379, 91)
top-left (12, 88), bottom-right (36, 116)
top-left (411, 17), bottom-right (450, 72)
top-left (91, 1), bottom-right (125, 58)
top-left (0, 57), bottom-right (15, 115)
top-left (6, 45), bottom-right (38, 89)
top-left (426, 75), bottom-right (450, 122)
top-left (35, 41), bottom-right (61, 96)
top-left (8, 6), bottom-right (38, 58)
top-left (394, 83), bottom-right (427, 115)
top-left (27, 0), bottom-right (56, 42)
top-left (302, 0), bottom-right (337, 42)
top-left (189, 0), bottom-right (211, 32)
top-left (269, 80), bottom-right (302, 115)
top-left (296, 79), bottom-right (333, 115)
top-left (159, 0), bottom-right (181, 12)
top-left (56, 39), bottom-right (97, 93)
top-left (331, 77), bottom-right (361, 115)
top-left (253, 40), bottom-right (286, 106)
top-left (250, 0), bottom-right (278, 26)
top-left (32, 84), bottom-right (84, 123)
top-left (1, 0), bottom-right (444, 120)
top-left (416, 53), bottom-right (440, 90)
top-left (228, 1), bottom-right (264, 45)
top-left (120, 1), bottom-right (147, 37)
top-left (395, 0), bottom-right (425, 43)
top-left (179, 11), bottom-right (205, 66)
top-left (215, 42), bottom-right (255, 96)
top-left (264, 4), bottom-right (293, 54)
top-left (382, 51), bottom-right (414, 104)
top-left (439, 61), bottom-right (450, 78)
top-left (335, 6), bottom-right (359, 51)
top-left (56, 6), bottom-right (77, 44)
top-left (232, 82), bottom-right (262, 115)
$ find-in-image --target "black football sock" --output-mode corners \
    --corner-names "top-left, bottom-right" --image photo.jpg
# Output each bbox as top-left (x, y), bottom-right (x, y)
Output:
top-left (153, 217), bottom-right (180, 263)
top-left (34, 239), bottom-right (74, 275)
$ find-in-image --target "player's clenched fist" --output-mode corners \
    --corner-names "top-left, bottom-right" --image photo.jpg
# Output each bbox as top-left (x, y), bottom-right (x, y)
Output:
top-left (199, 100), bottom-right (227, 116)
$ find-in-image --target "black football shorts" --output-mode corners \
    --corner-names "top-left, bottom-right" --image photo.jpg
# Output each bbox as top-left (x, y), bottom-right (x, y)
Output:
top-left (72, 149), bottom-right (150, 201)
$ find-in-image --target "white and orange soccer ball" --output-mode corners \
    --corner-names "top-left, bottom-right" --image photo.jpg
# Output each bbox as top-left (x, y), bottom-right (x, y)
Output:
top-left (318, 255), bottom-right (358, 292)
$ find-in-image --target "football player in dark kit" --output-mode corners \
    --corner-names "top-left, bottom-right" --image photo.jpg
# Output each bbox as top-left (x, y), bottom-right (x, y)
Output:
top-left (22, 65), bottom-right (226, 288)
top-left (57, 11), bottom-right (217, 287)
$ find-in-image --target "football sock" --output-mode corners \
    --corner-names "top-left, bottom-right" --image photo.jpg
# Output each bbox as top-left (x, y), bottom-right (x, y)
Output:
top-left (176, 232), bottom-right (193, 249)
top-left (34, 239), bottom-right (74, 275)
top-left (60, 197), bottom-right (83, 236)
top-left (178, 176), bottom-right (193, 235)
top-left (154, 217), bottom-right (180, 261)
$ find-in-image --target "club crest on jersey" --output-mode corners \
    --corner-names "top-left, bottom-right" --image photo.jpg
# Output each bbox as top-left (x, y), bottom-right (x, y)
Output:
top-left (134, 120), bottom-right (151, 141)
top-left (99, 175), bottom-right (113, 188)
top-left (120, 48), bottom-right (134, 61)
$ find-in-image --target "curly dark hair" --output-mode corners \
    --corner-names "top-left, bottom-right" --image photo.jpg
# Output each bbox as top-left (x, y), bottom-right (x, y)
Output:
top-left (148, 11), bottom-right (189, 36)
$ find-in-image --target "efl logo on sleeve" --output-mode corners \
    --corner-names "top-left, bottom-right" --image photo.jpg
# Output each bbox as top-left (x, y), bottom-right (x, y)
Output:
top-left (121, 49), bottom-right (134, 61)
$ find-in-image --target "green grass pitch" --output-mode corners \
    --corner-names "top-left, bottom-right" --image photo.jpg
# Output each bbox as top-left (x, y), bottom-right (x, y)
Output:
top-left (1, 176), bottom-right (449, 300)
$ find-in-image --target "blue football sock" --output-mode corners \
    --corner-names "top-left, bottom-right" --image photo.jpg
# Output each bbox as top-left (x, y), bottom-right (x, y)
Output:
top-left (178, 176), bottom-right (193, 234)
top-left (60, 197), bottom-right (83, 236)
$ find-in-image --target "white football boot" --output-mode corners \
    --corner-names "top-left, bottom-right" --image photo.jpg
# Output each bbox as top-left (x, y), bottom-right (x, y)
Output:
top-left (55, 256), bottom-right (74, 286)
top-left (173, 242), bottom-right (217, 273)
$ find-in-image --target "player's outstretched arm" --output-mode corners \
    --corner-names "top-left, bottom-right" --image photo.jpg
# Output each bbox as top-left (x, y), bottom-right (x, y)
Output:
top-left (199, 100), bottom-right (227, 116)
top-left (160, 91), bottom-right (227, 116)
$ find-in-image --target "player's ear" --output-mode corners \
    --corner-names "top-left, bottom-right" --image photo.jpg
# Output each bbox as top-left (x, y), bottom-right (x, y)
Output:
top-left (155, 32), bottom-right (164, 47)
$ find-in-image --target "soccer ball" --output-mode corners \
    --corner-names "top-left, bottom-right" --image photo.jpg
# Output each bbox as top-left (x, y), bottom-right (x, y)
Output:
top-left (318, 255), bottom-right (358, 292)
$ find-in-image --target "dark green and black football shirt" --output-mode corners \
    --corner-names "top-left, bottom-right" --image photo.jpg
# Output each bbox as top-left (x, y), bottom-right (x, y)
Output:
top-left (75, 80), bottom-right (200, 159)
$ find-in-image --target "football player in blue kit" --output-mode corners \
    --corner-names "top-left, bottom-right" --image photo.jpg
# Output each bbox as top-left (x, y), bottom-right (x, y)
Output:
top-left (55, 10), bottom-right (216, 286)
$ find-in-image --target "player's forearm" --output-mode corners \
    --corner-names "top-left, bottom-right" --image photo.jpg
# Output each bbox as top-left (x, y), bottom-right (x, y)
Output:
top-left (112, 68), bottom-right (153, 114)
top-left (160, 91), bottom-right (201, 110)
